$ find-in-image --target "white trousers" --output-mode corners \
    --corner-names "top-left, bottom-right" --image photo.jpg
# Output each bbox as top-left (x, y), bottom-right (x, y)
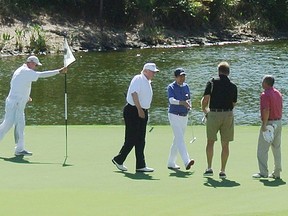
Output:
top-left (168, 113), bottom-right (190, 167)
top-left (0, 96), bottom-right (27, 153)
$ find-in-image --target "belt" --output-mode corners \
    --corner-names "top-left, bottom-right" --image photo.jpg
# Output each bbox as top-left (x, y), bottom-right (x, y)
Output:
top-left (127, 103), bottom-right (148, 111)
top-left (210, 108), bottom-right (232, 112)
top-left (170, 112), bottom-right (187, 117)
top-left (268, 118), bottom-right (281, 121)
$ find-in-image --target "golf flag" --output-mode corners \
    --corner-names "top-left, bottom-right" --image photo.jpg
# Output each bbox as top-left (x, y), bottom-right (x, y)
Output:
top-left (64, 38), bottom-right (76, 67)
top-left (62, 37), bottom-right (75, 166)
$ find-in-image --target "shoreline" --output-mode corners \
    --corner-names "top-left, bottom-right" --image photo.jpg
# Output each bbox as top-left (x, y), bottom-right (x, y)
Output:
top-left (1, 17), bottom-right (288, 56)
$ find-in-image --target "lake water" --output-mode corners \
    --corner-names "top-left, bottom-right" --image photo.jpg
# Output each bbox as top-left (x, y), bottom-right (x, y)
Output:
top-left (0, 40), bottom-right (287, 125)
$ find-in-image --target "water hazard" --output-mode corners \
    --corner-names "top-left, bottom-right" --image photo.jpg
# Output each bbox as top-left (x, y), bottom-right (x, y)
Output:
top-left (0, 40), bottom-right (287, 125)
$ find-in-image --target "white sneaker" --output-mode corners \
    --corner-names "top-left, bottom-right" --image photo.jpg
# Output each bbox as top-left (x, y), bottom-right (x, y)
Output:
top-left (112, 159), bottom-right (128, 171)
top-left (252, 173), bottom-right (268, 179)
top-left (136, 167), bottom-right (154, 172)
top-left (15, 150), bottom-right (33, 156)
top-left (168, 165), bottom-right (180, 170)
top-left (268, 173), bottom-right (280, 179)
top-left (185, 159), bottom-right (195, 170)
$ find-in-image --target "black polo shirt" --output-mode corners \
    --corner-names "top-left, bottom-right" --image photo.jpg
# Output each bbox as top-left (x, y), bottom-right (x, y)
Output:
top-left (203, 74), bottom-right (237, 110)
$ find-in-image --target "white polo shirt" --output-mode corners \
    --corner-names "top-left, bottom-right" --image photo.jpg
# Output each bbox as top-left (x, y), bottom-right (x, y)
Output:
top-left (126, 73), bottom-right (153, 109)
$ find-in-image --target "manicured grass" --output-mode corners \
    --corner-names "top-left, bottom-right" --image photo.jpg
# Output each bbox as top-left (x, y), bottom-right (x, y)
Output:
top-left (0, 125), bottom-right (287, 216)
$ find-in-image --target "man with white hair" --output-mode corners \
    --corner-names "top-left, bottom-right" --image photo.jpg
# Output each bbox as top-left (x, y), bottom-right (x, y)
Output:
top-left (0, 55), bottom-right (67, 156)
top-left (112, 62), bottom-right (159, 172)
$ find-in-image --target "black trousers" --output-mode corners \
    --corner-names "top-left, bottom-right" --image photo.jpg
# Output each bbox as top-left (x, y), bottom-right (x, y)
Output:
top-left (114, 103), bottom-right (148, 169)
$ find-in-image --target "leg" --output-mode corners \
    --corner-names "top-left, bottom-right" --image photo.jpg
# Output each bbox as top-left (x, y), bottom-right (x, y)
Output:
top-left (167, 140), bottom-right (178, 167)
top-left (177, 116), bottom-right (190, 167)
top-left (205, 112), bottom-right (219, 170)
top-left (113, 104), bottom-right (138, 165)
top-left (167, 114), bottom-right (189, 167)
top-left (219, 111), bottom-right (234, 173)
top-left (257, 129), bottom-right (270, 176)
top-left (14, 106), bottom-right (26, 153)
top-left (206, 139), bottom-right (215, 169)
top-left (135, 110), bottom-right (148, 169)
top-left (220, 141), bottom-right (229, 172)
top-left (271, 122), bottom-right (282, 176)
top-left (0, 98), bottom-right (17, 142)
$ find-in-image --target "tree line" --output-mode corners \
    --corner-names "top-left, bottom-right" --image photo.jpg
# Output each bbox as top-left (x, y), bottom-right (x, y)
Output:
top-left (0, 0), bottom-right (287, 34)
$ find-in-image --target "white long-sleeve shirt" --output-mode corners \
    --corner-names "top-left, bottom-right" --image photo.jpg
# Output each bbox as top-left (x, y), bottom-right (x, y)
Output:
top-left (8, 64), bottom-right (59, 101)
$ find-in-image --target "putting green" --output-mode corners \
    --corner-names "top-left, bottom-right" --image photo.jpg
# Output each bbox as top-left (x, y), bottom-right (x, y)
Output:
top-left (0, 125), bottom-right (287, 216)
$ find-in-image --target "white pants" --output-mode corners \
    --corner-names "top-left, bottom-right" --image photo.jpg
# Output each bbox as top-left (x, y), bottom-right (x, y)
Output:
top-left (0, 96), bottom-right (27, 153)
top-left (168, 113), bottom-right (190, 167)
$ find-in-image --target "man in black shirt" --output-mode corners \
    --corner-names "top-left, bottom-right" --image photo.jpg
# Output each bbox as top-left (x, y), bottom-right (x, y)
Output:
top-left (201, 62), bottom-right (237, 179)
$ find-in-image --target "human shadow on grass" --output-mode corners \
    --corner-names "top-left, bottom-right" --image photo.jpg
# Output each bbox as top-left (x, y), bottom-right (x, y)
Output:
top-left (115, 171), bottom-right (160, 180)
top-left (204, 177), bottom-right (241, 188)
top-left (0, 156), bottom-right (60, 165)
top-left (259, 179), bottom-right (286, 187)
top-left (169, 169), bottom-right (194, 178)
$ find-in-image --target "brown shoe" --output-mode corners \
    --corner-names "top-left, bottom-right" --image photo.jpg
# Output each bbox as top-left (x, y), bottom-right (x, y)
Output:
top-left (185, 159), bottom-right (195, 170)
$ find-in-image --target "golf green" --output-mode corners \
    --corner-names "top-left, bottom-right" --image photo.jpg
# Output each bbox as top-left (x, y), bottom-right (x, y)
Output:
top-left (0, 125), bottom-right (287, 216)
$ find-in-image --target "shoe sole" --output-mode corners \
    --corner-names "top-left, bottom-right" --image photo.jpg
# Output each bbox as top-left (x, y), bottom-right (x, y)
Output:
top-left (252, 174), bottom-right (268, 179)
top-left (15, 153), bottom-right (32, 156)
top-left (168, 167), bottom-right (180, 170)
top-left (185, 160), bottom-right (195, 170)
top-left (136, 169), bottom-right (154, 172)
top-left (269, 175), bottom-right (280, 179)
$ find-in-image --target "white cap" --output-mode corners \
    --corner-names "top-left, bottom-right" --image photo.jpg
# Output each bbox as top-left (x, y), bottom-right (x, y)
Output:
top-left (27, 55), bottom-right (42, 66)
top-left (262, 124), bottom-right (277, 143)
top-left (143, 63), bottom-right (159, 72)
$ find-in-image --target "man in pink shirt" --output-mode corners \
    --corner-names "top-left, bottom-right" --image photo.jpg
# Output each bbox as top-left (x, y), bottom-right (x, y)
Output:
top-left (253, 75), bottom-right (283, 179)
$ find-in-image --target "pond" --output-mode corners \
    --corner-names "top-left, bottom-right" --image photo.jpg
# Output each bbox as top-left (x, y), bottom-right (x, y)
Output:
top-left (0, 40), bottom-right (287, 125)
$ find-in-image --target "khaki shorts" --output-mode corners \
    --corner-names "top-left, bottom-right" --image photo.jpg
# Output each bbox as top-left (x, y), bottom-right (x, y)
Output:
top-left (206, 111), bottom-right (234, 142)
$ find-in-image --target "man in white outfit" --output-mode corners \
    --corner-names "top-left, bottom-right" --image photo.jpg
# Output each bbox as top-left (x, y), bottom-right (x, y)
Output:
top-left (167, 68), bottom-right (194, 170)
top-left (0, 55), bottom-right (67, 156)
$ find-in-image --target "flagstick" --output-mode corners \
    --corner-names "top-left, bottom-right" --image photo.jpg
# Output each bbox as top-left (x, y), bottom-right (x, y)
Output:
top-left (62, 37), bottom-right (75, 166)
top-left (63, 73), bottom-right (68, 166)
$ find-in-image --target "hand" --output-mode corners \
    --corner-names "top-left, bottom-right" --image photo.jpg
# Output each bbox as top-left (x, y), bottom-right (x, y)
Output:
top-left (137, 109), bottom-right (145, 119)
top-left (261, 125), bottom-right (267, 132)
top-left (180, 100), bottom-right (191, 109)
top-left (203, 108), bottom-right (210, 115)
top-left (59, 67), bottom-right (67, 74)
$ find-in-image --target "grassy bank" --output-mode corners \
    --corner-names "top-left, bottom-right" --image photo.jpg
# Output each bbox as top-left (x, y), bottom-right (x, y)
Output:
top-left (0, 125), bottom-right (287, 216)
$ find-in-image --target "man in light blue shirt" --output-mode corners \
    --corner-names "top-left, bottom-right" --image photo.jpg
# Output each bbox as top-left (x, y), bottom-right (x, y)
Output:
top-left (167, 68), bottom-right (194, 170)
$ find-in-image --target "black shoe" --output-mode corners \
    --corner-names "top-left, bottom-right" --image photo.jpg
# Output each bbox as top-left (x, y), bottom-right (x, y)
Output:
top-left (219, 171), bottom-right (227, 179)
top-left (203, 168), bottom-right (213, 176)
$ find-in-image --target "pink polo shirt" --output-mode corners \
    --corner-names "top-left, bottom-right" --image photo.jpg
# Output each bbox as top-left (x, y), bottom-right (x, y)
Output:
top-left (260, 87), bottom-right (282, 120)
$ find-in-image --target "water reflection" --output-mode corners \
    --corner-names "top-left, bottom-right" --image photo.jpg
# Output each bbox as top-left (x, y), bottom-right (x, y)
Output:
top-left (0, 40), bottom-right (287, 125)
